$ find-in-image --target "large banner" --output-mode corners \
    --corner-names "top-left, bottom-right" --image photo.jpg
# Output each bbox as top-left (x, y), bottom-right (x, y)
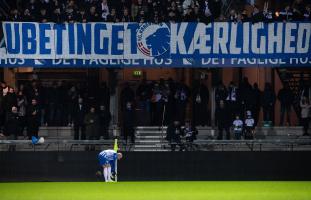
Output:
top-left (0, 22), bottom-right (311, 67)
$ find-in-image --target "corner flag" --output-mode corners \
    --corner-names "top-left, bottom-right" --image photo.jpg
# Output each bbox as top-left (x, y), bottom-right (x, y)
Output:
top-left (113, 138), bottom-right (118, 182)
top-left (114, 139), bottom-right (118, 152)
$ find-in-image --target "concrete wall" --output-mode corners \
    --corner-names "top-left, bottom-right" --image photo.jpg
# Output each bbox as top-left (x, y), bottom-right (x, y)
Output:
top-left (1, 151), bottom-right (310, 182)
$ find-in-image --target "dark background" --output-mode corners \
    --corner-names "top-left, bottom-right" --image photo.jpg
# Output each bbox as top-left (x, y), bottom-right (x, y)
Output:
top-left (0, 151), bottom-right (311, 182)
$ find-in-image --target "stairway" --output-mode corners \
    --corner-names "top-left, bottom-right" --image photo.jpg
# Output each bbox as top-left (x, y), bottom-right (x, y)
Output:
top-left (1, 125), bottom-right (306, 151)
top-left (134, 126), bottom-right (167, 151)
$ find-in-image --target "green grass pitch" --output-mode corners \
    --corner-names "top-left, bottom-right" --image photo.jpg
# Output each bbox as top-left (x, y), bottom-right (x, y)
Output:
top-left (0, 181), bottom-right (310, 200)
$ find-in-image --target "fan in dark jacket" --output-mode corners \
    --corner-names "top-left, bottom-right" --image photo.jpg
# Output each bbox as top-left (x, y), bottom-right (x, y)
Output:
top-left (182, 121), bottom-right (198, 142)
top-left (262, 83), bottom-right (276, 123)
top-left (98, 104), bottom-right (111, 139)
top-left (192, 80), bottom-right (209, 126)
top-left (84, 107), bottom-right (99, 140)
top-left (27, 99), bottom-right (41, 139)
top-left (216, 100), bottom-right (231, 140)
top-left (72, 98), bottom-right (87, 140)
top-left (123, 102), bottom-right (136, 144)
top-left (4, 106), bottom-right (20, 151)
top-left (166, 120), bottom-right (184, 151)
top-left (277, 84), bottom-right (294, 126)
top-left (4, 106), bottom-right (20, 140)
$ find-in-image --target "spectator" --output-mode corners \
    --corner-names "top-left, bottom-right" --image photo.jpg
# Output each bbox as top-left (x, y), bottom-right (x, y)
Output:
top-left (26, 0), bottom-right (38, 18)
top-left (23, 9), bottom-right (34, 21)
top-left (10, 9), bottom-right (22, 21)
top-left (252, 83), bottom-right (262, 126)
top-left (228, 9), bottom-right (239, 23)
top-left (232, 115), bottom-right (243, 140)
top-left (216, 100), bottom-right (231, 140)
top-left (136, 79), bottom-right (152, 112)
top-left (98, 82), bottom-right (110, 111)
top-left (0, 82), bottom-right (7, 132)
top-left (278, 4), bottom-right (293, 22)
top-left (38, 8), bottom-right (50, 22)
top-left (278, 84), bottom-right (294, 126)
top-left (239, 77), bottom-right (253, 117)
top-left (17, 90), bottom-right (27, 138)
top-left (4, 106), bottom-right (20, 151)
top-left (226, 81), bottom-right (238, 121)
top-left (262, 83), bottom-right (276, 123)
top-left (192, 80), bottom-right (209, 126)
top-left (4, 106), bottom-right (20, 140)
top-left (182, 0), bottom-right (193, 15)
top-left (240, 9), bottom-right (250, 22)
top-left (52, 7), bottom-right (64, 23)
top-left (84, 106), bottom-right (99, 140)
top-left (174, 81), bottom-right (190, 125)
top-left (292, 0), bottom-right (305, 21)
top-left (106, 8), bottom-right (119, 22)
top-left (99, 0), bottom-right (110, 21)
top-left (202, 0), bottom-right (213, 23)
top-left (120, 82), bottom-right (135, 112)
top-left (182, 119), bottom-right (198, 150)
top-left (98, 104), bottom-right (111, 139)
top-left (304, 4), bottom-right (311, 21)
top-left (184, 7), bottom-right (196, 21)
top-left (300, 96), bottom-right (311, 136)
top-left (135, 9), bottom-right (147, 23)
top-left (27, 99), bottom-right (41, 139)
top-left (3, 87), bottom-right (17, 117)
top-left (252, 5), bottom-right (264, 23)
top-left (123, 102), bottom-right (135, 144)
top-left (72, 97), bottom-right (87, 140)
top-left (121, 8), bottom-right (131, 22)
top-left (131, 0), bottom-right (148, 21)
top-left (166, 120), bottom-right (184, 151)
top-left (88, 6), bottom-right (100, 22)
top-left (215, 81), bottom-right (227, 109)
top-left (244, 110), bottom-right (255, 139)
top-left (263, 1), bottom-right (275, 22)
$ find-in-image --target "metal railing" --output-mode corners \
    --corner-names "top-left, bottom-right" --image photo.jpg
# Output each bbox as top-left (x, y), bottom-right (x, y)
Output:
top-left (1, 139), bottom-right (311, 152)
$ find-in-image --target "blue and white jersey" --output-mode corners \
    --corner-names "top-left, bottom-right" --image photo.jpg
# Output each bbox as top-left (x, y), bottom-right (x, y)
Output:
top-left (99, 149), bottom-right (117, 161)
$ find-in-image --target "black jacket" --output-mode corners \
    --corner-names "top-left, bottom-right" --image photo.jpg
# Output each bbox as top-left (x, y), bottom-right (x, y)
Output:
top-left (72, 103), bottom-right (87, 125)
top-left (4, 112), bottom-right (20, 136)
top-left (215, 106), bottom-right (231, 128)
top-left (166, 124), bottom-right (182, 141)
top-left (27, 104), bottom-right (41, 126)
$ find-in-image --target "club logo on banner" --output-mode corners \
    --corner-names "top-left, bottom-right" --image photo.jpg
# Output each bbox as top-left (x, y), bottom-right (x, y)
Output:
top-left (137, 23), bottom-right (170, 57)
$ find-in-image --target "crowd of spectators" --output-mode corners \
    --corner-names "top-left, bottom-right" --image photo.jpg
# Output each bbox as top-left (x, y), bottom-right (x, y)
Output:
top-left (0, 75), bottom-right (310, 144)
top-left (122, 76), bottom-right (310, 141)
top-left (2, 0), bottom-right (310, 24)
top-left (0, 80), bottom-right (111, 142)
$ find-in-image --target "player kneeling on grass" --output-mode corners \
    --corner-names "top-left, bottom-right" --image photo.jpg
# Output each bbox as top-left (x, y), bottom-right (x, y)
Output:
top-left (98, 149), bottom-right (122, 182)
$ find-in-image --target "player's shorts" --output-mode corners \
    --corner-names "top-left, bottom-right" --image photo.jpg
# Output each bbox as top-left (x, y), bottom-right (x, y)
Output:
top-left (98, 155), bottom-right (110, 166)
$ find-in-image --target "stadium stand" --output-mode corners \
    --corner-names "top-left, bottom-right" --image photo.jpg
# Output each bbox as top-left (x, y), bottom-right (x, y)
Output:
top-left (0, 0), bottom-right (311, 151)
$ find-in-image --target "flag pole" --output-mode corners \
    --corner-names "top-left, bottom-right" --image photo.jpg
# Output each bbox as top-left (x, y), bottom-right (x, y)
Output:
top-left (114, 138), bottom-right (118, 182)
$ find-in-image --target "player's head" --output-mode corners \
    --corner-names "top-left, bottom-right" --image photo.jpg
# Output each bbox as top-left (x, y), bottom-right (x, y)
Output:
top-left (235, 115), bottom-right (240, 120)
top-left (117, 153), bottom-right (123, 160)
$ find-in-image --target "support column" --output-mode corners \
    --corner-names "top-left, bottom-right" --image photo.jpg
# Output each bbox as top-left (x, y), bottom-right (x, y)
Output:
top-left (4, 68), bottom-right (16, 88)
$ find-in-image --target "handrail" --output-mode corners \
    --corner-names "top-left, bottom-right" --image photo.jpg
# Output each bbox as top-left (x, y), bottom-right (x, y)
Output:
top-left (1, 139), bottom-right (310, 145)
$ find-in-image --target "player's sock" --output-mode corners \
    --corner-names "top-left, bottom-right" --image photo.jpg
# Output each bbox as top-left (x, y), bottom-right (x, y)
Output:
top-left (103, 168), bottom-right (108, 182)
top-left (107, 166), bottom-right (112, 181)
